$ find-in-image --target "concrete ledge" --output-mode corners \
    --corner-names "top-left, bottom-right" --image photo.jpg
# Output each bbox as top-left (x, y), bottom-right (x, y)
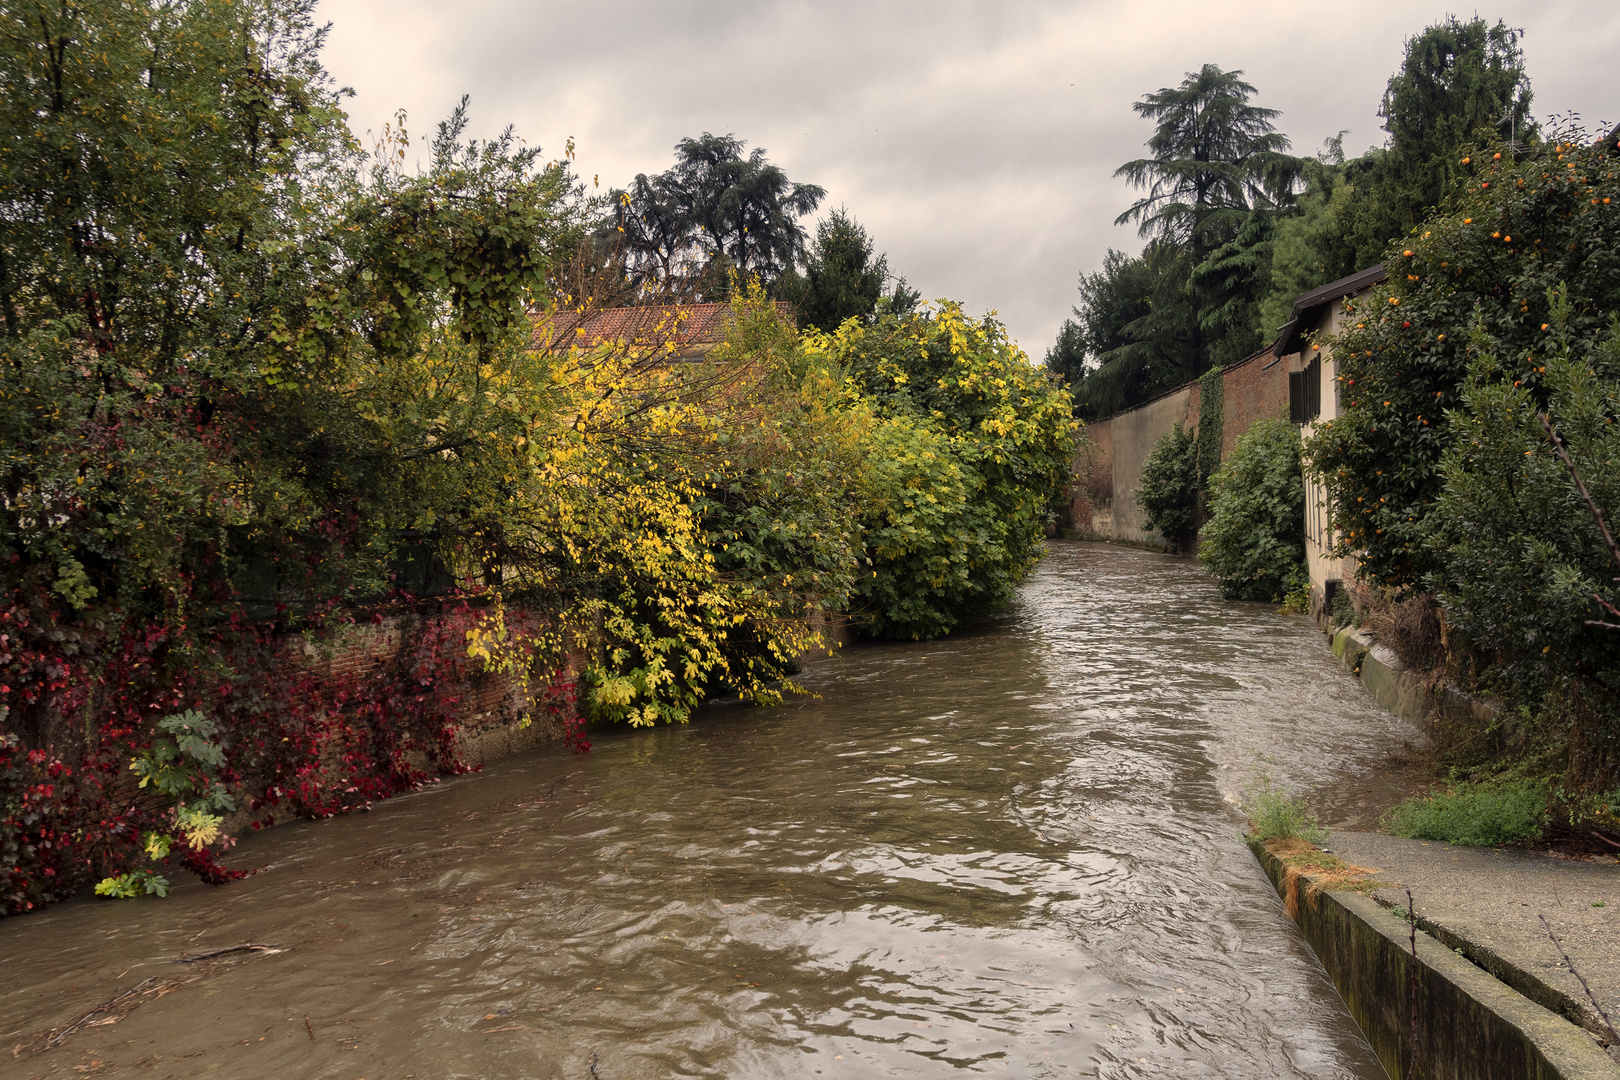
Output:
top-left (1360, 645), bottom-right (1432, 724)
top-left (1327, 622), bottom-right (1506, 736)
top-left (1328, 624), bottom-right (1436, 728)
top-left (1249, 840), bottom-right (1620, 1080)
top-left (1392, 907), bottom-right (1619, 1046)
top-left (1332, 626), bottom-right (1372, 671)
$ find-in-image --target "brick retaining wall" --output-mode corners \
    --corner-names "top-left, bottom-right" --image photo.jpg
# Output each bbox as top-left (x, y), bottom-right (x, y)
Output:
top-left (1070, 346), bottom-right (1297, 546)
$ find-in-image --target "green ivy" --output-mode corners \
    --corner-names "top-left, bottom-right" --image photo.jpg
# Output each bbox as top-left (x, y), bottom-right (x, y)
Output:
top-left (1194, 366), bottom-right (1225, 488)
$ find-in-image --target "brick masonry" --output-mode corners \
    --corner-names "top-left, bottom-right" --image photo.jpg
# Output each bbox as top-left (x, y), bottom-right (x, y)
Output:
top-left (1068, 346), bottom-right (1294, 545)
top-left (302, 611), bottom-right (576, 767)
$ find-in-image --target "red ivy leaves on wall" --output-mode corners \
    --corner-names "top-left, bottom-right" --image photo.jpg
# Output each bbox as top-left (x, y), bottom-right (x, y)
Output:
top-left (0, 585), bottom-right (576, 916)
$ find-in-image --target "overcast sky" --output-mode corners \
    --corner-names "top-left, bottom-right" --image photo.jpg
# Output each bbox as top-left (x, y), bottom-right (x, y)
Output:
top-left (315, 0), bottom-right (1619, 356)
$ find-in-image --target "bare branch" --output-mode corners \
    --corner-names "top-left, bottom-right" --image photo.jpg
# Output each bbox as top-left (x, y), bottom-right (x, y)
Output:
top-left (1541, 413), bottom-right (1620, 573)
top-left (1541, 414), bottom-right (1620, 632)
top-left (1540, 914), bottom-right (1620, 1046)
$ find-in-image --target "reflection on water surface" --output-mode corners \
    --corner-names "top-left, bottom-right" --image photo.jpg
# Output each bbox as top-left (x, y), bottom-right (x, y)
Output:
top-left (1, 542), bottom-right (1407, 1078)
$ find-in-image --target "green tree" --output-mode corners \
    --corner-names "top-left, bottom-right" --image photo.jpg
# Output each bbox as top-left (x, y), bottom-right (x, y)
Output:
top-left (806, 304), bottom-right (1077, 639)
top-left (1190, 209), bottom-right (1276, 368)
top-left (1305, 124), bottom-right (1620, 589)
top-left (1044, 319), bottom-right (1087, 399)
top-left (1115, 65), bottom-right (1299, 263)
top-left (1258, 138), bottom-right (1380, 334)
top-left (1424, 301), bottom-right (1620, 693)
top-left (677, 133), bottom-right (826, 280)
top-left (1259, 17), bottom-right (1536, 332)
top-left (1061, 245), bottom-right (1199, 419)
top-left (1380, 17), bottom-right (1534, 232)
top-left (612, 171), bottom-right (690, 282)
top-left (778, 209), bottom-right (905, 332)
top-left (1200, 418), bottom-right (1304, 601)
top-left (611, 134), bottom-right (825, 290)
top-left (0, 0), bottom-right (358, 616)
top-left (1072, 63), bottom-right (1299, 409)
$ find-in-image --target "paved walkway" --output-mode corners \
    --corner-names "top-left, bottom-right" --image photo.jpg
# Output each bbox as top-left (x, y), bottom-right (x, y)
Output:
top-left (1326, 829), bottom-right (1620, 1047)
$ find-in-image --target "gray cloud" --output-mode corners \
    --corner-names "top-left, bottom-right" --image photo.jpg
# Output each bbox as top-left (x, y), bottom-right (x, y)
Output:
top-left (318, 0), bottom-right (1620, 355)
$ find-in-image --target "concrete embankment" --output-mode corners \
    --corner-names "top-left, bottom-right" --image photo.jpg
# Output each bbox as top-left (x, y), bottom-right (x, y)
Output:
top-left (1248, 620), bottom-right (1620, 1079)
top-left (1250, 839), bottom-right (1620, 1080)
top-left (1326, 831), bottom-right (1620, 1047)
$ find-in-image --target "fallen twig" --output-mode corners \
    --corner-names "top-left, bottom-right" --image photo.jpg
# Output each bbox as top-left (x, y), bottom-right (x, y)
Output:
top-left (45, 978), bottom-right (170, 1049)
top-left (175, 943), bottom-right (284, 964)
top-left (1541, 914), bottom-right (1620, 1045)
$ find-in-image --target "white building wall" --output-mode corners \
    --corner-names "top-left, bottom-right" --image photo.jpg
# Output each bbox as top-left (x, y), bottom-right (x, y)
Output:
top-left (1299, 290), bottom-right (1372, 615)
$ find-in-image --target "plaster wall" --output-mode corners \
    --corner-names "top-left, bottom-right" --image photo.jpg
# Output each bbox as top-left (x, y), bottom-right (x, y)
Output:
top-left (1292, 293), bottom-right (1370, 610)
top-left (1108, 385), bottom-right (1198, 547)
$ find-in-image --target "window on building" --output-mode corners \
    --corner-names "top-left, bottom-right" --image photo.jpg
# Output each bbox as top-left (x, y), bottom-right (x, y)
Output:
top-left (1289, 355), bottom-right (1321, 425)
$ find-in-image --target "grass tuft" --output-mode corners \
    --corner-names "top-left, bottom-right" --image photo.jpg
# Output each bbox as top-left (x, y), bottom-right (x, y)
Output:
top-left (1381, 779), bottom-right (1547, 846)
top-left (1245, 777), bottom-right (1328, 845)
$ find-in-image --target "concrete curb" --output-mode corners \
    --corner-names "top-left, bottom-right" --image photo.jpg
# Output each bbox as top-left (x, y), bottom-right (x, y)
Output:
top-left (1326, 624), bottom-right (1505, 732)
top-left (1249, 840), bottom-right (1620, 1080)
top-left (1392, 908), bottom-right (1620, 1047)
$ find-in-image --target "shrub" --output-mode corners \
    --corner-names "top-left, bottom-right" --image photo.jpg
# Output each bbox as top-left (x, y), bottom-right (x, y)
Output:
top-left (0, 737), bottom-right (85, 913)
top-left (1199, 417), bottom-right (1306, 601)
top-left (1382, 780), bottom-right (1547, 846)
top-left (1278, 576), bottom-right (1312, 614)
top-left (1136, 424), bottom-right (1200, 546)
top-left (1305, 124), bottom-right (1620, 590)
top-left (1423, 300), bottom-right (1620, 693)
top-left (807, 303), bottom-right (1077, 639)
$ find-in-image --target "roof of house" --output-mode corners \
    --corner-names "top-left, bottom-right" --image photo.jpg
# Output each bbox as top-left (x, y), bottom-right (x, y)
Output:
top-left (1274, 263), bottom-right (1387, 356)
top-left (534, 301), bottom-right (796, 355)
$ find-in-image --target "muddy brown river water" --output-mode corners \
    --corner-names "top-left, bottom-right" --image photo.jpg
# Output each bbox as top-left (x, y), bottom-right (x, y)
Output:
top-left (1, 541), bottom-right (1417, 1078)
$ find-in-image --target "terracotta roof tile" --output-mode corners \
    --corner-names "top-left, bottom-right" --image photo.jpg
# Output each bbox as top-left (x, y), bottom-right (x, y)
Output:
top-left (534, 302), bottom-right (796, 354)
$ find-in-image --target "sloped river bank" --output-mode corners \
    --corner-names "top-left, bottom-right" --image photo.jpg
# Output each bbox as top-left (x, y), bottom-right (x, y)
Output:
top-left (1, 541), bottom-right (1417, 1078)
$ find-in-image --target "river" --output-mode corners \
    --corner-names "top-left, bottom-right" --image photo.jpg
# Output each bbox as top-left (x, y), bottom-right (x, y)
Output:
top-left (1, 541), bottom-right (1417, 1078)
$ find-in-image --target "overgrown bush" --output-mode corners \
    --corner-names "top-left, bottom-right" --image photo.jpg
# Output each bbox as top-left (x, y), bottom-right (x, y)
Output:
top-left (1423, 299), bottom-right (1620, 694)
top-left (1199, 418), bottom-right (1306, 601)
top-left (1345, 578), bottom-right (1444, 671)
top-left (1302, 124), bottom-right (1620, 797)
top-left (1136, 424), bottom-right (1200, 546)
top-left (1306, 124), bottom-right (1620, 590)
top-left (806, 303), bottom-right (1077, 639)
top-left (0, 736), bottom-right (83, 912)
top-left (1382, 780), bottom-right (1547, 846)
